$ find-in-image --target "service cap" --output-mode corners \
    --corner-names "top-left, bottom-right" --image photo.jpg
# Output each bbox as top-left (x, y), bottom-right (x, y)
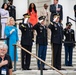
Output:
top-left (23, 13), bottom-right (30, 18)
top-left (66, 22), bottom-right (72, 26)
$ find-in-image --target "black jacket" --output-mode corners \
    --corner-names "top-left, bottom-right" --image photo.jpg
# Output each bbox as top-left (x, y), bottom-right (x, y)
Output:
top-left (8, 5), bottom-right (16, 21)
top-left (48, 22), bottom-right (63, 44)
top-left (19, 21), bottom-right (33, 45)
top-left (63, 28), bottom-right (75, 46)
top-left (33, 22), bottom-right (48, 45)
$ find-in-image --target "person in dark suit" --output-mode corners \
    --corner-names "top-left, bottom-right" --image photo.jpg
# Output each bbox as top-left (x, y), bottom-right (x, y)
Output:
top-left (7, 0), bottom-right (16, 21)
top-left (63, 22), bottom-right (75, 66)
top-left (48, 14), bottom-right (63, 70)
top-left (50, 0), bottom-right (63, 23)
top-left (33, 16), bottom-right (48, 70)
top-left (19, 13), bottom-right (33, 70)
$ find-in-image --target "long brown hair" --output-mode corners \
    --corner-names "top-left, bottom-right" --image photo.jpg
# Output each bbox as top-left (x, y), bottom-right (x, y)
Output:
top-left (28, 3), bottom-right (37, 13)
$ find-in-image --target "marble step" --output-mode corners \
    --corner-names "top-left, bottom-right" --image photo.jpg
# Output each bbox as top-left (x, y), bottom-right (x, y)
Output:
top-left (13, 70), bottom-right (76, 75)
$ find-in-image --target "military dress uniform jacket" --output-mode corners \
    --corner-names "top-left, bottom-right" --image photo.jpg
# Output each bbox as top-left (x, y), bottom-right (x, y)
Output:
top-left (33, 22), bottom-right (48, 45)
top-left (63, 28), bottom-right (75, 46)
top-left (19, 22), bottom-right (33, 46)
top-left (48, 22), bottom-right (63, 44)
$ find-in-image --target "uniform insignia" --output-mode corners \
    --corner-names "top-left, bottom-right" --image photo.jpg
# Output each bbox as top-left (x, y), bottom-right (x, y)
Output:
top-left (66, 31), bottom-right (68, 34)
top-left (61, 24), bottom-right (63, 27)
top-left (24, 26), bottom-right (26, 28)
top-left (54, 24), bottom-right (57, 27)
top-left (9, 7), bottom-right (11, 10)
top-left (71, 32), bottom-right (74, 34)
top-left (55, 28), bottom-right (57, 30)
top-left (40, 27), bottom-right (43, 30)
top-left (40, 31), bottom-right (42, 33)
top-left (31, 25), bottom-right (32, 28)
top-left (21, 24), bottom-right (24, 27)
top-left (24, 29), bottom-right (26, 31)
top-left (21, 24), bottom-right (26, 28)
top-left (50, 22), bottom-right (53, 25)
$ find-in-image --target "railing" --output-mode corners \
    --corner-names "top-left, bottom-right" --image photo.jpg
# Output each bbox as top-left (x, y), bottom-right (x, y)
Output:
top-left (67, 16), bottom-right (76, 40)
top-left (67, 16), bottom-right (76, 23)
top-left (62, 41), bottom-right (76, 44)
top-left (13, 44), bottom-right (17, 71)
top-left (0, 38), bottom-right (7, 40)
top-left (16, 18), bottom-right (23, 21)
top-left (13, 44), bottom-right (64, 75)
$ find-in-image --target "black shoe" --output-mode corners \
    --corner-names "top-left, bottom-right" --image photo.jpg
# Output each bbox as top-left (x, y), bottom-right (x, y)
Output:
top-left (22, 68), bottom-right (27, 70)
top-left (60, 68), bottom-right (66, 70)
top-left (43, 68), bottom-right (48, 70)
top-left (38, 68), bottom-right (47, 70)
top-left (68, 65), bottom-right (73, 66)
top-left (27, 68), bottom-right (32, 70)
top-left (12, 70), bottom-right (15, 72)
top-left (38, 68), bottom-right (40, 70)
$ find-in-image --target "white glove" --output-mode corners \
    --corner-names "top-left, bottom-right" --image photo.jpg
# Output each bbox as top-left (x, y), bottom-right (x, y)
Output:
top-left (53, 17), bottom-right (58, 22)
top-left (24, 18), bottom-right (28, 24)
top-left (33, 42), bottom-right (35, 45)
top-left (38, 20), bottom-right (43, 23)
top-left (10, 29), bottom-right (15, 34)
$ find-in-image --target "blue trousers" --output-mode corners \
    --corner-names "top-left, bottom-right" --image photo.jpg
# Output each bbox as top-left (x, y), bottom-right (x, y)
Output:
top-left (64, 46), bottom-right (73, 66)
top-left (37, 45), bottom-right (47, 69)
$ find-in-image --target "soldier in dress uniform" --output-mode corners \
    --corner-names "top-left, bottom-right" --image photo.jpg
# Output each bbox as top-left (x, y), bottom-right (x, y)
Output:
top-left (7, 0), bottom-right (16, 21)
top-left (63, 22), bottom-right (75, 66)
top-left (48, 14), bottom-right (63, 70)
top-left (33, 16), bottom-right (48, 70)
top-left (19, 13), bottom-right (33, 70)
